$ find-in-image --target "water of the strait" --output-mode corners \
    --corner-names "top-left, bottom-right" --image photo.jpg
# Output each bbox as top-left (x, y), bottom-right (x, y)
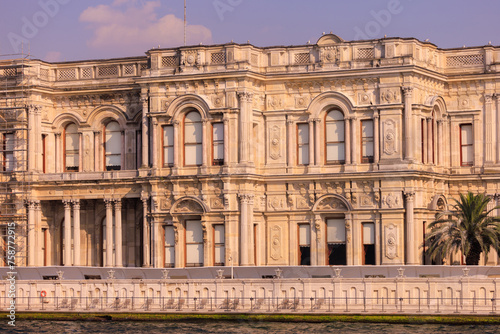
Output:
top-left (1, 320), bottom-right (500, 334)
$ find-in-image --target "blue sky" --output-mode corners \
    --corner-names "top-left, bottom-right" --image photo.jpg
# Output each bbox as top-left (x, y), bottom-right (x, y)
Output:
top-left (1, 0), bottom-right (499, 62)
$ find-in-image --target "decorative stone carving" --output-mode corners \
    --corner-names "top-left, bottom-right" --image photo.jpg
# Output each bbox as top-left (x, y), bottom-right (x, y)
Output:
top-left (382, 193), bottom-right (400, 208)
top-left (358, 92), bottom-right (371, 105)
top-left (171, 199), bottom-right (204, 214)
top-left (360, 194), bottom-right (374, 208)
top-left (268, 196), bottom-right (284, 211)
top-left (296, 196), bottom-right (310, 209)
top-left (384, 224), bottom-right (399, 260)
top-left (267, 96), bottom-right (283, 110)
top-left (382, 119), bottom-right (398, 156)
top-left (295, 95), bottom-right (309, 108)
top-left (316, 197), bottom-right (346, 211)
top-left (212, 94), bottom-right (225, 108)
top-left (210, 197), bottom-right (224, 209)
top-left (319, 46), bottom-right (339, 63)
top-left (270, 225), bottom-right (282, 260)
top-left (458, 98), bottom-right (470, 109)
top-left (436, 198), bottom-right (445, 211)
top-left (269, 125), bottom-right (282, 160)
top-left (381, 89), bottom-right (397, 103)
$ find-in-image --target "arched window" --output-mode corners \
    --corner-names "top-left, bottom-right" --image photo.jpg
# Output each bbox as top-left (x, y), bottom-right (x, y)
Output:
top-left (64, 123), bottom-right (79, 172)
top-left (104, 121), bottom-right (121, 171)
top-left (184, 111), bottom-right (202, 166)
top-left (325, 110), bottom-right (345, 164)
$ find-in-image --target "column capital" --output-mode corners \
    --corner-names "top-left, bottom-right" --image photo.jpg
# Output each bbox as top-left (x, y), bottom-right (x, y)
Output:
top-left (104, 198), bottom-right (114, 208)
top-left (404, 191), bottom-right (415, 201)
top-left (238, 193), bottom-right (254, 204)
top-left (28, 104), bottom-right (42, 114)
top-left (402, 86), bottom-right (413, 97)
top-left (313, 118), bottom-right (321, 123)
top-left (223, 117), bottom-right (230, 124)
top-left (485, 94), bottom-right (494, 104)
top-left (426, 117), bottom-right (432, 122)
top-left (237, 91), bottom-right (253, 103)
top-left (62, 199), bottom-right (72, 208)
top-left (286, 119), bottom-right (294, 125)
top-left (373, 112), bottom-right (380, 119)
top-left (114, 199), bottom-right (122, 209)
top-left (72, 199), bottom-right (80, 209)
top-left (54, 132), bottom-right (62, 138)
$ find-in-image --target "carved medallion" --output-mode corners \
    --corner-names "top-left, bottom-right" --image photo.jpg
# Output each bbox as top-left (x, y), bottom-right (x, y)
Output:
top-left (270, 225), bottom-right (282, 261)
top-left (384, 224), bottom-right (398, 260)
top-left (269, 125), bottom-right (281, 160)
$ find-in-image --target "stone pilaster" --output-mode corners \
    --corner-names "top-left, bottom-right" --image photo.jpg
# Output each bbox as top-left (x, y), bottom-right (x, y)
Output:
top-left (114, 199), bottom-right (122, 267)
top-left (104, 198), bottom-right (114, 267)
top-left (141, 194), bottom-right (150, 267)
top-left (72, 200), bottom-right (80, 266)
top-left (63, 199), bottom-right (72, 266)
top-left (404, 191), bottom-right (416, 264)
top-left (141, 96), bottom-right (149, 168)
top-left (403, 87), bottom-right (414, 161)
top-left (237, 92), bottom-right (253, 164)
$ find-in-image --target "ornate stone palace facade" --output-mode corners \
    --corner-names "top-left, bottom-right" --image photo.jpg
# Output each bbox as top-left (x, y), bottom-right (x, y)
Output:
top-left (2, 34), bottom-right (500, 269)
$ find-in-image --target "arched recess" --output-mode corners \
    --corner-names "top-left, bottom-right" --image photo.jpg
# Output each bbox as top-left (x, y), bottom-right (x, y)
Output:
top-left (169, 196), bottom-right (209, 268)
top-left (426, 96), bottom-right (447, 118)
top-left (429, 194), bottom-right (448, 211)
top-left (311, 194), bottom-right (353, 266)
top-left (306, 91), bottom-right (355, 119)
top-left (316, 33), bottom-right (345, 45)
top-left (52, 112), bottom-right (84, 130)
top-left (166, 94), bottom-right (211, 121)
top-left (87, 105), bottom-right (128, 130)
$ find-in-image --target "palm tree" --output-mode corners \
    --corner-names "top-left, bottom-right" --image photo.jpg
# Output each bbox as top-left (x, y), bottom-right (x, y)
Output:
top-left (424, 192), bottom-right (500, 265)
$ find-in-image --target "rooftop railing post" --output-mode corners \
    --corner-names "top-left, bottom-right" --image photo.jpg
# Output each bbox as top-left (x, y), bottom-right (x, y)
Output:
top-left (310, 297), bottom-right (314, 312)
top-left (399, 297), bottom-right (403, 312)
top-left (250, 297), bottom-right (254, 312)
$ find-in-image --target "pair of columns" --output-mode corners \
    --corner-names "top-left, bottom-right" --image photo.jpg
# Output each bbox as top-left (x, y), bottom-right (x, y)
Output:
top-left (27, 200), bottom-right (41, 266)
top-left (103, 199), bottom-right (123, 267)
top-left (62, 199), bottom-right (81, 266)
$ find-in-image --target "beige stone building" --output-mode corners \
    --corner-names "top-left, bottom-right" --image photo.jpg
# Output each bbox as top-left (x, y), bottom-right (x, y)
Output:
top-left (2, 33), bottom-right (500, 269)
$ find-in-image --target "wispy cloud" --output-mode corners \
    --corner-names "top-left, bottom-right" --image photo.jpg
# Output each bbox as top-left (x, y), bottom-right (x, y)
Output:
top-left (79, 0), bottom-right (212, 55)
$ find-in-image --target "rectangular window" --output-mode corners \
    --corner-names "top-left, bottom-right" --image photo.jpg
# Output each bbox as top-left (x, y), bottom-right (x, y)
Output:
top-left (162, 125), bottom-right (174, 166)
top-left (214, 225), bottom-right (225, 266)
top-left (298, 224), bottom-right (311, 265)
top-left (326, 218), bottom-right (346, 265)
top-left (164, 225), bottom-right (175, 268)
top-left (362, 223), bottom-right (375, 265)
top-left (297, 123), bottom-right (309, 165)
top-left (361, 120), bottom-right (374, 163)
top-left (325, 120), bottom-right (345, 163)
top-left (185, 220), bottom-right (203, 267)
top-left (212, 122), bottom-right (224, 166)
top-left (460, 124), bottom-right (473, 166)
top-left (3, 133), bottom-right (14, 171)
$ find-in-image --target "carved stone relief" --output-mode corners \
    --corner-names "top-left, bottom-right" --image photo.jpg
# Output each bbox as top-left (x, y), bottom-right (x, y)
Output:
top-left (268, 196), bottom-right (284, 211)
top-left (171, 200), bottom-right (203, 214)
top-left (382, 193), bottom-right (401, 208)
top-left (270, 225), bottom-right (282, 261)
top-left (212, 94), bottom-right (225, 108)
top-left (267, 96), bottom-right (283, 110)
top-left (269, 125), bottom-right (282, 160)
top-left (382, 119), bottom-right (398, 156)
top-left (316, 197), bottom-right (346, 211)
top-left (210, 197), bottom-right (224, 210)
top-left (384, 223), bottom-right (399, 260)
top-left (295, 95), bottom-right (309, 108)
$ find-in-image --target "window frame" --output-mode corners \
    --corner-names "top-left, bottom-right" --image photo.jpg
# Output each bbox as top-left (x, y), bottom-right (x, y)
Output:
top-left (296, 123), bottom-right (309, 165)
top-left (2, 132), bottom-right (15, 172)
top-left (63, 123), bottom-right (79, 172)
top-left (103, 121), bottom-right (122, 171)
top-left (213, 224), bottom-right (225, 266)
top-left (162, 125), bottom-right (174, 167)
top-left (360, 119), bottom-right (374, 163)
top-left (183, 111), bottom-right (203, 167)
top-left (324, 110), bottom-right (345, 165)
top-left (211, 122), bottom-right (224, 166)
top-left (459, 123), bottom-right (473, 167)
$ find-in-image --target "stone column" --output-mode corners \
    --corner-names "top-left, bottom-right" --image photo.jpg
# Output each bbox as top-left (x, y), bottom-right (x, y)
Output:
top-left (238, 194), bottom-right (253, 266)
top-left (151, 118), bottom-right (158, 168)
top-left (248, 195), bottom-right (255, 265)
top-left (173, 120), bottom-right (180, 167)
top-left (121, 131), bottom-right (125, 170)
top-left (437, 120), bottom-right (443, 165)
top-left (238, 92), bottom-right (253, 164)
top-left (403, 87), bottom-right (414, 161)
top-left (314, 215), bottom-right (323, 265)
top-left (404, 191), bottom-right (416, 264)
top-left (287, 119), bottom-right (294, 167)
top-left (373, 111), bottom-right (380, 164)
top-left (141, 96), bottom-right (149, 168)
top-left (422, 118), bottom-right (427, 164)
top-left (345, 213), bottom-right (353, 265)
top-left (114, 199), bottom-right (122, 267)
top-left (427, 117), bottom-right (433, 164)
top-left (63, 200), bottom-right (72, 266)
top-left (141, 195), bottom-right (150, 267)
top-left (345, 117), bottom-right (351, 164)
top-left (72, 200), bottom-right (80, 266)
top-left (308, 120), bottom-right (315, 166)
top-left (223, 116), bottom-right (230, 166)
top-left (78, 132), bottom-right (83, 172)
top-left (104, 199), bottom-right (114, 267)
top-left (34, 201), bottom-right (41, 266)
top-left (351, 117), bottom-right (358, 165)
top-left (27, 201), bottom-right (36, 266)
top-left (314, 118), bottom-right (321, 166)
top-left (94, 131), bottom-right (101, 171)
top-left (202, 119), bottom-right (208, 167)
top-left (54, 133), bottom-right (61, 173)
top-left (485, 94), bottom-right (494, 164)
